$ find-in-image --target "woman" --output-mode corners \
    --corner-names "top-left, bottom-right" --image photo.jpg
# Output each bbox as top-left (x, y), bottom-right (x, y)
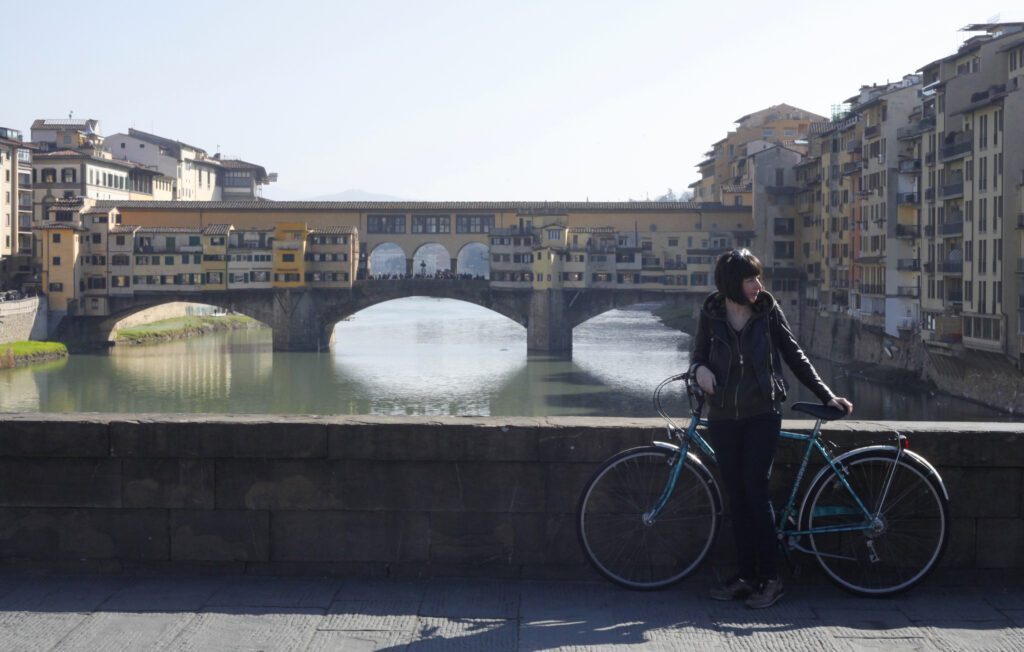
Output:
top-left (689, 249), bottom-right (852, 609)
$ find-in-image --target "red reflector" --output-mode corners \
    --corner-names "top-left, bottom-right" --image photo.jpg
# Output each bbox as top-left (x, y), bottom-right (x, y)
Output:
top-left (903, 436), bottom-right (910, 449)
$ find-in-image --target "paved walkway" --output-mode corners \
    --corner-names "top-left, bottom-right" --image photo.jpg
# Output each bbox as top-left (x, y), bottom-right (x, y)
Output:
top-left (0, 570), bottom-right (1020, 651)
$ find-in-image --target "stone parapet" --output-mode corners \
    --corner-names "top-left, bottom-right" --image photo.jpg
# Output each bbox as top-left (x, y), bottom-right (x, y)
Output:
top-left (0, 415), bottom-right (1019, 577)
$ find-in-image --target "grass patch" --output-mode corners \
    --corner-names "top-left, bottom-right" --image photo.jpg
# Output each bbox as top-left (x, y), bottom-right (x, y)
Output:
top-left (653, 304), bottom-right (695, 332)
top-left (0, 341), bottom-right (69, 368)
top-left (116, 314), bottom-right (262, 341)
top-left (5, 341), bottom-right (68, 356)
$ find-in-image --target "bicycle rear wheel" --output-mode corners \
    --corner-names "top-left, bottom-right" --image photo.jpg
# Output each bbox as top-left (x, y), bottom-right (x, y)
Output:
top-left (577, 446), bottom-right (720, 590)
top-left (800, 449), bottom-right (950, 596)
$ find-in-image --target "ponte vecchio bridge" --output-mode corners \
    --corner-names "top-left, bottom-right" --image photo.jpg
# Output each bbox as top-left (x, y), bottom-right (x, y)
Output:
top-left (44, 200), bottom-right (751, 351)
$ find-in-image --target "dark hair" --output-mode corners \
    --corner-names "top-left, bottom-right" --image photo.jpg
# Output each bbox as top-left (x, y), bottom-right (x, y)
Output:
top-left (714, 248), bottom-right (763, 303)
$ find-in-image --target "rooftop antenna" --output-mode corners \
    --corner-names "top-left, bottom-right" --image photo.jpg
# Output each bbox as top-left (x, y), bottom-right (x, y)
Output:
top-left (68, 110), bottom-right (73, 119)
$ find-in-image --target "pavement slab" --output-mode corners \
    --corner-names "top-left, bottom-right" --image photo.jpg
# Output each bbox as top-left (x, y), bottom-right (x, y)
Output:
top-left (0, 572), bottom-right (1018, 651)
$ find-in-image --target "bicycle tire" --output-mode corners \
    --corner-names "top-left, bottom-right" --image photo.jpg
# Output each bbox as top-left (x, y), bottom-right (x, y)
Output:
top-left (577, 445), bottom-right (721, 590)
top-left (799, 448), bottom-right (950, 596)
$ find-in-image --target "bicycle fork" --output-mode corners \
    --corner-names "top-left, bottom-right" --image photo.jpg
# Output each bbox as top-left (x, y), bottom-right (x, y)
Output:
top-left (642, 439), bottom-right (690, 525)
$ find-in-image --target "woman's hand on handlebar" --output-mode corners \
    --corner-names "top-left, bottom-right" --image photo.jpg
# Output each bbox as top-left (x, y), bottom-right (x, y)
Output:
top-left (694, 365), bottom-right (716, 395)
top-left (829, 396), bottom-right (853, 415)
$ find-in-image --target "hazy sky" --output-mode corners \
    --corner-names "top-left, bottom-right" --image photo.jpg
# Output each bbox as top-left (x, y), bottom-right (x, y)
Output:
top-left (5, 0), bottom-right (1020, 201)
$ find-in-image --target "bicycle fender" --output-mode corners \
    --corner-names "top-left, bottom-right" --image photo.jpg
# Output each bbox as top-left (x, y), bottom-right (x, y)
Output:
top-left (807, 445), bottom-right (949, 501)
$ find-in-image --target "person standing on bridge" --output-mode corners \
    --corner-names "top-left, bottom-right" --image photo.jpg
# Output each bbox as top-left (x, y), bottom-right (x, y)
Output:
top-left (689, 248), bottom-right (853, 609)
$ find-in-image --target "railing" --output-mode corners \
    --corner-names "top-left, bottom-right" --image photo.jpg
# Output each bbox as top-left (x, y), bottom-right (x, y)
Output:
top-left (897, 286), bottom-right (920, 298)
top-left (939, 181), bottom-right (964, 199)
top-left (938, 261), bottom-right (963, 274)
top-left (898, 159), bottom-right (922, 173)
top-left (774, 224), bottom-right (795, 235)
top-left (924, 225), bottom-right (935, 237)
top-left (897, 192), bottom-right (919, 205)
top-left (858, 283), bottom-right (884, 295)
top-left (940, 132), bottom-right (973, 160)
top-left (846, 140), bottom-right (862, 153)
top-left (939, 221), bottom-right (963, 236)
top-left (897, 258), bottom-right (920, 271)
top-left (923, 261), bottom-right (934, 273)
top-left (897, 115), bottom-right (935, 139)
top-left (925, 152), bottom-right (936, 165)
top-left (865, 125), bottom-right (880, 139)
top-left (895, 224), bottom-right (919, 238)
top-left (947, 290), bottom-right (963, 303)
top-left (842, 161), bottom-right (861, 175)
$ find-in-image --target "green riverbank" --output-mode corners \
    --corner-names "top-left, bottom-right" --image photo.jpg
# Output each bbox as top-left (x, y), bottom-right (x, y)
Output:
top-left (0, 341), bottom-right (69, 369)
top-left (115, 314), bottom-right (265, 344)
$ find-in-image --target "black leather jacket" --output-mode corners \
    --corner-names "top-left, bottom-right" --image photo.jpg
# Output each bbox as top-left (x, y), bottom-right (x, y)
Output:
top-left (689, 291), bottom-right (835, 416)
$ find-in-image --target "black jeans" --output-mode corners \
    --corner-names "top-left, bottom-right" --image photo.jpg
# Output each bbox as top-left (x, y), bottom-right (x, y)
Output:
top-left (708, 411), bottom-right (781, 581)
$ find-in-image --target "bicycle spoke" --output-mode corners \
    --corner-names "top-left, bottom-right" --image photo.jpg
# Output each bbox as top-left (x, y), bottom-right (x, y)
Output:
top-left (802, 453), bottom-right (949, 596)
top-left (578, 447), bottom-right (719, 589)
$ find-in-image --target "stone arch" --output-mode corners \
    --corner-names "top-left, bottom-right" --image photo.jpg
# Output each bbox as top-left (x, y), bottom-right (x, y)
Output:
top-left (564, 289), bottom-right (705, 331)
top-left (456, 242), bottom-right (489, 279)
top-left (54, 292), bottom-right (275, 348)
top-left (367, 242), bottom-right (408, 278)
top-left (412, 243), bottom-right (452, 277)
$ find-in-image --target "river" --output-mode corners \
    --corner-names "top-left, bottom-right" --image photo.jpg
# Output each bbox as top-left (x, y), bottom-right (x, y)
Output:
top-left (0, 297), bottom-right (1010, 420)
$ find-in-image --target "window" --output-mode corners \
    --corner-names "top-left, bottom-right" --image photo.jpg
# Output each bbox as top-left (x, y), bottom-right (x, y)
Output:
top-left (282, 253), bottom-right (295, 262)
top-left (411, 214), bottom-right (451, 234)
top-left (52, 233), bottom-right (61, 243)
top-left (52, 256), bottom-right (61, 265)
top-left (455, 214), bottom-right (494, 233)
top-left (61, 168), bottom-right (76, 183)
top-left (48, 282), bottom-right (63, 291)
top-left (367, 214), bottom-right (406, 234)
top-left (92, 233), bottom-right (101, 244)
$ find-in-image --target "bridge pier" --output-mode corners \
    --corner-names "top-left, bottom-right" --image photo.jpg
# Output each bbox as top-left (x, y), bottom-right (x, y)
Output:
top-left (270, 289), bottom-right (332, 352)
top-left (527, 289), bottom-right (573, 354)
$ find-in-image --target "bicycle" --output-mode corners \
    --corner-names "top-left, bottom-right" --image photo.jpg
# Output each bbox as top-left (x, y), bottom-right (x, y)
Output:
top-left (576, 372), bottom-right (951, 597)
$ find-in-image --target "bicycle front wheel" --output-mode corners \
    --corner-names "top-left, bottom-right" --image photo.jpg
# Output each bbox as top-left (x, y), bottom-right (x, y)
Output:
top-left (577, 446), bottom-right (721, 590)
top-left (800, 450), bottom-right (950, 596)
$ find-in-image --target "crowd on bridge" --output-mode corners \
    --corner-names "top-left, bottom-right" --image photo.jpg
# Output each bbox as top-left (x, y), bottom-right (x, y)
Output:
top-left (0, 288), bottom-right (35, 302)
top-left (367, 271), bottom-right (487, 281)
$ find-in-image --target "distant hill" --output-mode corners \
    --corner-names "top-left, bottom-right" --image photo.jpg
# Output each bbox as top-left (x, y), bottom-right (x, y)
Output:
top-left (304, 189), bottom-right (409, 202)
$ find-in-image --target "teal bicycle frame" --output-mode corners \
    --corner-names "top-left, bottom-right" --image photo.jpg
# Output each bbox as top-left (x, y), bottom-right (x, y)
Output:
top-left (646, 394), bottom-right (906, 555)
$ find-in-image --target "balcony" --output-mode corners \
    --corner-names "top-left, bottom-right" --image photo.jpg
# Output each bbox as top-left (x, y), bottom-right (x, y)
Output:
top-left (938, 261), bottom-right (963, 274)
top-left (773, 224), bottom-right (795, 236)
top-left (865, 125), bottom-right (880, 139)
top-left (858, 283), bottom-right (885, 295)
top-left (939, 181), bottom-right (964, 200)
top-left (895, 224), bottom-right (919, 238)
top-left (897, 192), bottom-right (919, 205)
top-left (925, 152), bottom-right (936, 166)
top-left (897, 258), bottom-right (920, 271)
top-left (897, 115), bottom-right (936, 140)
top-left (898, 158), bottom-right (922, 174)
top-left (923, 261), bottom-right (934, 273)
top-left (846, 140), bottom-right (862, 153)
top-left (939, 221), bottom-right (963, 236)
top-left (897, 286), bottom-right (920, 298)
top-left (924, 187), bottom-right (935, 201)
top-left (947, 290), bottom-right (963, 303)
top-left (940, 131), bottom-right (973, 161)
top-left (842, 161), bottom-right (861, 175)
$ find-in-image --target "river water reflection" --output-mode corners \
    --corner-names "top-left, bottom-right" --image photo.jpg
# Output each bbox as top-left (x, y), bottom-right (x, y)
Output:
top-left (0, 297), bottom-right (1010, 420)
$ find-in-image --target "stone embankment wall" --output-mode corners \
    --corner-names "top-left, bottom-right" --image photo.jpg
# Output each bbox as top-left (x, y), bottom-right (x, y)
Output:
top-left (801, 310), bottom-right (1024, 414)
top-left (0, 296), bottom-right (47, 345)
top-left (0, 415), bottom-right (1019, 577)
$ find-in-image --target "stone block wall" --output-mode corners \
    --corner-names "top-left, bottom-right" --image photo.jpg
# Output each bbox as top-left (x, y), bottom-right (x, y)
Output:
top-left (0, 414), bottom-right (1020, 578)
top-left (0, 296), bottom-right (47, 345)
